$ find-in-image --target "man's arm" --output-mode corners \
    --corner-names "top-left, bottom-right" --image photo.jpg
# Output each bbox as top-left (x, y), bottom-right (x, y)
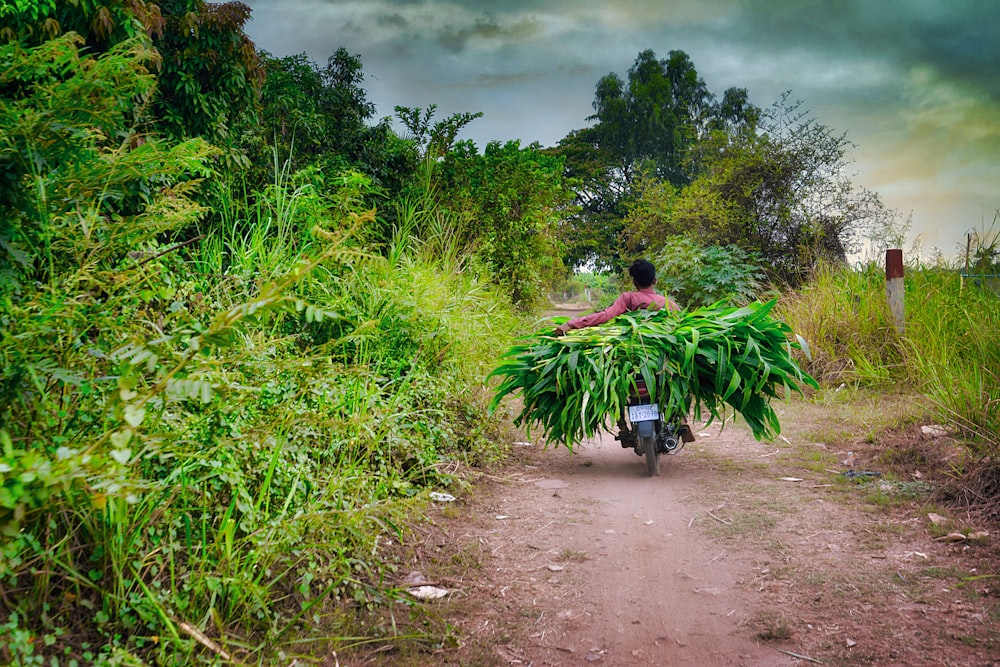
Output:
top-left (555, 295), bottom-right (630, 335)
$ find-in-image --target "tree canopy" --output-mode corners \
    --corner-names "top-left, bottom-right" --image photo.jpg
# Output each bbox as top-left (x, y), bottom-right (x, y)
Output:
top-left (627, 96), bottom-right (893, 284)
top-left (437, 139), bottom-right (573, 307)
top-left (552, 50), bottom-right (891, 285)
top-left (0, 0), bottom-right (262, 147)
top-left (552, 48), bottom-right (759, 271)
top-left (249, 49), bottom-right (416, 195)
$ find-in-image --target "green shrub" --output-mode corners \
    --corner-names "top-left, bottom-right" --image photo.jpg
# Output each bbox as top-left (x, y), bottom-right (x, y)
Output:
top-left (0, 34), bottom-right (522, 665)
top-left (651, 236), bottom-right (766, 308)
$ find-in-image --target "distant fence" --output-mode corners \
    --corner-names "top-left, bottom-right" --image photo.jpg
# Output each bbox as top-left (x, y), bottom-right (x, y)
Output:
top-left (960, 273), bottom-right (1000, 294)
top-left (961, 230), bottom-right (1000, 294)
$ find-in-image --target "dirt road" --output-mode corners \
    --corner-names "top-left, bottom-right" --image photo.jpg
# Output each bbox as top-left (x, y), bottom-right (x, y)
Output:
top-left (377, 398), bottom-right (1000, 667)
top-left (468, 431), bottom-right (784, 666)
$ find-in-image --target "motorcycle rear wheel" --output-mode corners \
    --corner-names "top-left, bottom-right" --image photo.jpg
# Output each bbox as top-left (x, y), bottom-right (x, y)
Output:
top-left (641, 434), bottom-right (658, 476)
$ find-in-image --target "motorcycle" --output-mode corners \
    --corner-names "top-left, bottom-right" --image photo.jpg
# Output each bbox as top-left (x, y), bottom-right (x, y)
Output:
top-left (615, 372), bottom-right (694, 476)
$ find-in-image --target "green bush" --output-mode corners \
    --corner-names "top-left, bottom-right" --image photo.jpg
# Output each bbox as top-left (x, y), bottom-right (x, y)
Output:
top-left (651, 237), bottom-right (765, 308)
top-left (0, 34), bottom-right (522, 665)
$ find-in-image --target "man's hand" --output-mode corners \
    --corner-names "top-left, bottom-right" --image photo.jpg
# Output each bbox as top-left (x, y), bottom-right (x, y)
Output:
top-left (554, 323), bottom-right (570, 337)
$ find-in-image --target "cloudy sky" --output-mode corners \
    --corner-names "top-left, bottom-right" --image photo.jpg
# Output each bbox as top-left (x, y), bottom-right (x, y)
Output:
top-left (243, 0), bottom-right (999, 260)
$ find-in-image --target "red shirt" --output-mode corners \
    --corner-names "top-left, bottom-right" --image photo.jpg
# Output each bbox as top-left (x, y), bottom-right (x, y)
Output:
top-left (564, 287), bottom-right (679, 331)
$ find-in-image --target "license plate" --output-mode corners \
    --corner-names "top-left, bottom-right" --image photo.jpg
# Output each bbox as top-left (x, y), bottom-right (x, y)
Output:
top-left (628, 403), bottom-right (659, 422)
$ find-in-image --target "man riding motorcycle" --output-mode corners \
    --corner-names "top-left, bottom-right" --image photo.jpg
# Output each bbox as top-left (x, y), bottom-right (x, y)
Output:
top-left (554, 260), bottom-right (693, 452)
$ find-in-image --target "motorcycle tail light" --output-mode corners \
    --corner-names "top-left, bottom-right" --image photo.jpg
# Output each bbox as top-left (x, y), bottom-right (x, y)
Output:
top-left (635, 378), bottom-right (650, 397)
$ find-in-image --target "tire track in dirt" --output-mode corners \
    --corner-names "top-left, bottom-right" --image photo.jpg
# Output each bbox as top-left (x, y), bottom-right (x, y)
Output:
top-left (469, 431), bottom-right (792, 666)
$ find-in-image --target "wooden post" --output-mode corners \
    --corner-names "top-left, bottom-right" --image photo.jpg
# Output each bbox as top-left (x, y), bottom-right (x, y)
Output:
top-left (963, 232), bottom-right (971, 291)
top-left (886, 249), bottom-right (905, 334)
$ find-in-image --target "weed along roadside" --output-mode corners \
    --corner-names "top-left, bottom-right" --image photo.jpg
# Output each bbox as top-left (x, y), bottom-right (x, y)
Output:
top-left (345, 390), bottom-right (1000, 667)
top-left (0, 35), bottom-right (532, 660)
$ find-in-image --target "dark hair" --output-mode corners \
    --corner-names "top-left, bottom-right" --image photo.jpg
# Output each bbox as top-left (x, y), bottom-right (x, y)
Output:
top-left (628, 259), bottom-right (656, 288)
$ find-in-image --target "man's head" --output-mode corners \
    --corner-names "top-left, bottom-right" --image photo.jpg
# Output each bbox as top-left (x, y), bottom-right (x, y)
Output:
top-left (628, 259), bottom-right (656, 289)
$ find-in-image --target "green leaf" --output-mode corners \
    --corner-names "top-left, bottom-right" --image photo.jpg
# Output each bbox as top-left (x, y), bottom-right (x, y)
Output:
top-left (489, 301), bottom-right (816, 448)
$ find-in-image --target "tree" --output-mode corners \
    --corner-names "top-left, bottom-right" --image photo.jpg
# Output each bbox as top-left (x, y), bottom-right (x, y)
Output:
top-left (588, 49), bottom-right (712, 187)
top-left (546, 126), bottom-right (629, 271)
top-left (0, 0), bottom-right (161, 49)
top-left (627, 95), bottom-right (894, 285)
top-left (620, 170), bottom-right (677, 254)
top-left (438, 140), bottom-right (574, 307)
top-left (0, 33), bottom-right (214, 293)
top-left (1, 0), bottom-right (262, 148)
top-left (252, 49), bottom-right (416, 193)
top-left (395, 104), bottom-right (484, 160)
top-left (148, 0), bottom-right (261, 147)
top-left (552, 48), bottom-right (759, 270)
top-left (254, 53), bottom-right (330, 164)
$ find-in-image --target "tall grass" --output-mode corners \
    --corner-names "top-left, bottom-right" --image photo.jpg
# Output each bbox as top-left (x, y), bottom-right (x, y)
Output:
top-left (905, 269), bottom-right (1000, 454)
top-left (198, 160), bottom-right (354, 283)
top-left (1, 34), bottom-right (523, 665)
top-left (778, 261), bottom-right (1000, 459)
top-left (776, 262), bottom-right (906, 386)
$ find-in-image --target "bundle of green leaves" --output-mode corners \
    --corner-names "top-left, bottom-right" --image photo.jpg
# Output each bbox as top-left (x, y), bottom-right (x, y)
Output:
top-left (489, 301), bottom-right (818, 450)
